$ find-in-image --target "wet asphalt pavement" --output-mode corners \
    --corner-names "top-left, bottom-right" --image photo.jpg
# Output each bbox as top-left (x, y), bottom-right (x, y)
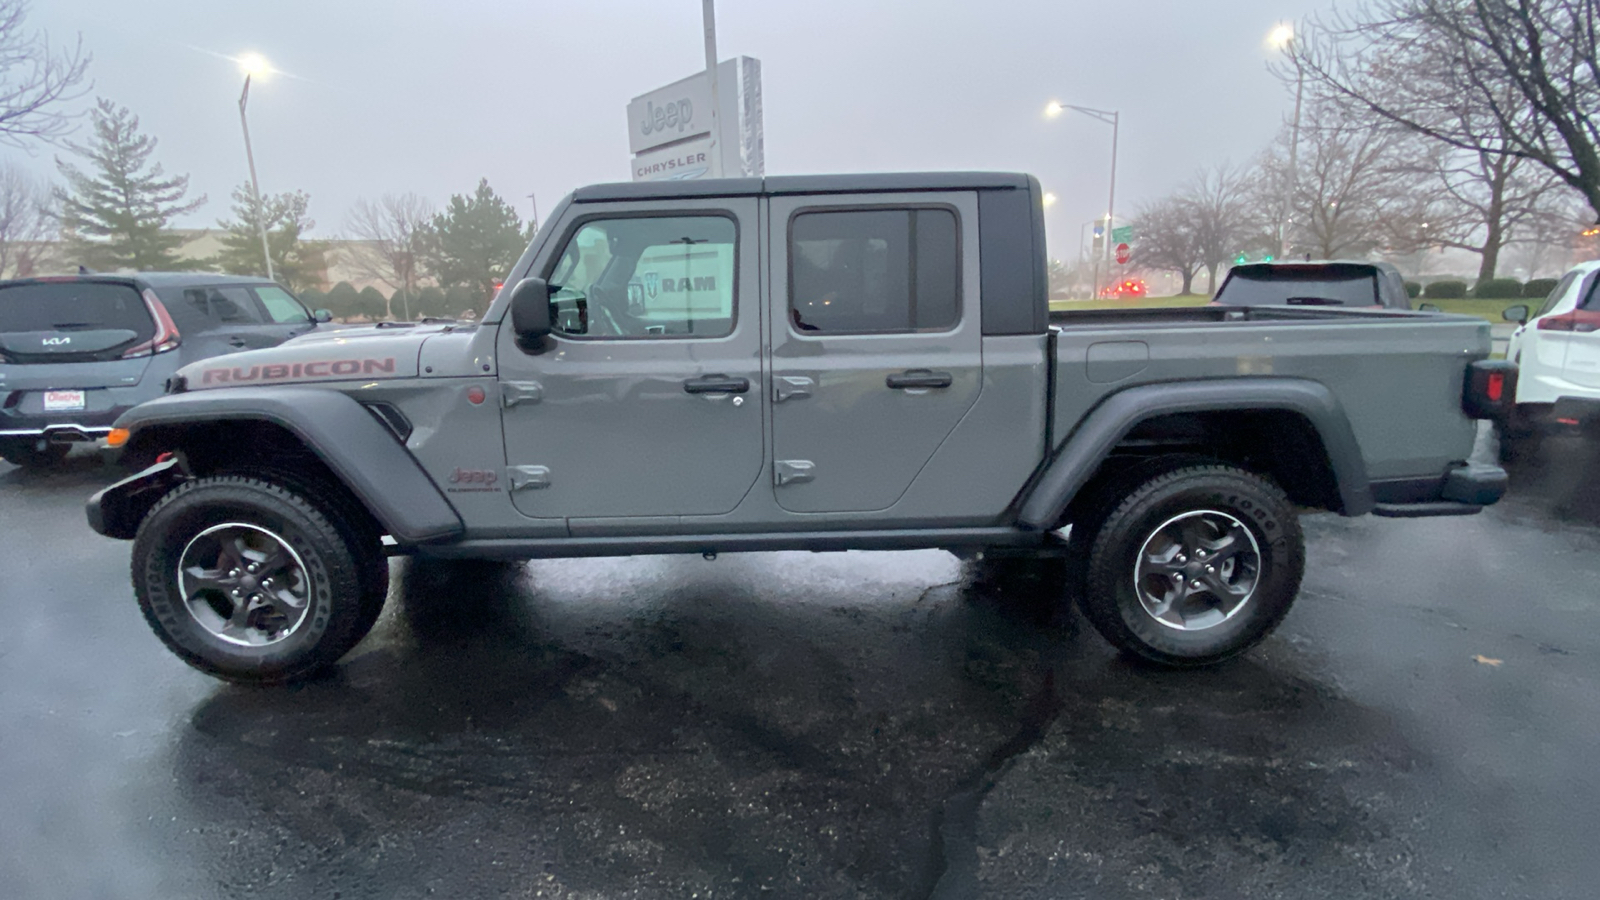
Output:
top-left (2, 430), bottom-right (1598, 899)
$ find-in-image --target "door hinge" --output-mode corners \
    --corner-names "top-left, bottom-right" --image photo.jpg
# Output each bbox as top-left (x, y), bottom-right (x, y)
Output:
top-left (773, 459), bottom-right (815, 486)
top-left (508, 465), bottom-right (551, 491)
top-left (773, 375), bottom-right (813, 403)
top-left (502, 380), bottom-right (544, 408)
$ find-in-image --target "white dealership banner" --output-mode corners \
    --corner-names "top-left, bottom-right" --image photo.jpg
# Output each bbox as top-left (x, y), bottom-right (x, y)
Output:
top-left (627, 56), bottom-right (763, 181)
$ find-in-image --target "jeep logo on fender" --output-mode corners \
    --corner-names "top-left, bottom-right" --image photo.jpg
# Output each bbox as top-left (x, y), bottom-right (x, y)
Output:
top-left (446, 467), bottom-right (500, 493)
top-left (200, 357), bottom-right (397, 385)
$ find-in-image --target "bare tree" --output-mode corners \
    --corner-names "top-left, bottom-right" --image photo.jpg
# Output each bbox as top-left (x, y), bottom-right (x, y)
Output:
top-left (1131, 195), bottom-right (1206, 295)
top-left (1185, 162), bottom-right (1264, 292)
top-left (1288, 0), bottom-right (1600, 224)
top-left (1386, 141), bottom-right (1579, 279)
top-left (1260, 106), bottom-right (1425, 260)
top-left (342, 193), bottom-right (434, 320)
top-left (0, 160), bottom-right (52, 275)
top-left (0, 0), bottom-right (89, 145)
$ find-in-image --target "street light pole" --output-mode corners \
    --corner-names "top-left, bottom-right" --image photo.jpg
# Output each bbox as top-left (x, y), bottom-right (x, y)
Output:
top-left (1046, 102), bottom-right (1120, 298)
top-left (702, 0), bottom-right (723, 178)
top-left (238, 74), bottom-right (274, 283)
top-left (1270, 24), bottom-right (1303, 259)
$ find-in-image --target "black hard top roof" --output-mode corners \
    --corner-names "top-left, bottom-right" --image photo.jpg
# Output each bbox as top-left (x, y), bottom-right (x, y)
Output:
top-left (1231, 260), bottom-right (1400, 275)
top-left (573, 172), bottom-right (1033, 203)
top-left (1, 271), bottom-right (280, 288)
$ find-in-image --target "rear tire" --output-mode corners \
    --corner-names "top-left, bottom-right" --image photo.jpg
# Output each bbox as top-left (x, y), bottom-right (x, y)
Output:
top-left (131, 474), bottom-right (385, 684)
top-left (0, 439), bottom-right (70, 468)
top-left (1075, 463), bottom-right (1304, 667)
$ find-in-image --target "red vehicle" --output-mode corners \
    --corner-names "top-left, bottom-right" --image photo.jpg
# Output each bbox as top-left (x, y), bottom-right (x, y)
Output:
top-left (1100, 278), bottom-right (1147, 299)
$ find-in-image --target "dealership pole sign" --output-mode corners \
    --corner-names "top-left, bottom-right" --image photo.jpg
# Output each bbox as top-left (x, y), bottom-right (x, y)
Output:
top-left (627, 57), bottom-right (764, 181)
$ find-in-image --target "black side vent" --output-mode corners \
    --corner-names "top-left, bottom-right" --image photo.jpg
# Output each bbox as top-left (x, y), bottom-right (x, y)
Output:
top-left (362, 401), bottom-right (413, 442)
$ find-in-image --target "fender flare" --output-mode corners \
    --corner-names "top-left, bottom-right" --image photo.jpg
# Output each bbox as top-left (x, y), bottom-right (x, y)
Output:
top-left (102, 387), bottom-right (464, 544)
top-left (1015, 378), bottom-right (1373, 530)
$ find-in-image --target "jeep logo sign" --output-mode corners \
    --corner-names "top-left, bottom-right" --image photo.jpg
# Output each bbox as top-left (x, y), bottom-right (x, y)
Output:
top-left (639, 99), bottom-right (694, 138)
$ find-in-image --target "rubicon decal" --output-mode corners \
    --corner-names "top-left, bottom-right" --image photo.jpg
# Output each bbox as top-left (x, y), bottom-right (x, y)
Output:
top-left (201, 358), bottom-right (397, 384)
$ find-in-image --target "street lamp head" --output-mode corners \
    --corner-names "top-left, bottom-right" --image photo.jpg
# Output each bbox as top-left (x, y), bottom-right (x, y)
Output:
top-left (1044, 100), bottom-right (1064, 118)
top-left (1268, 23), bottom-right (1295, 51)
top-left (236, 52), bottom-right (271, 79)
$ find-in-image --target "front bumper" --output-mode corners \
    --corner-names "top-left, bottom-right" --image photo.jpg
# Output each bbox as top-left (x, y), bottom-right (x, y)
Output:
top-left (1369, 462), bottom-right (1509, 518)
top-left (85, 458), bottom-right (185, 539)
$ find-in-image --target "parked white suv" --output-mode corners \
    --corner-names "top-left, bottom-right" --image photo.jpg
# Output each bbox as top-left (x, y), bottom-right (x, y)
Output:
top-left (1501, 260), bottom-right (1600, 458)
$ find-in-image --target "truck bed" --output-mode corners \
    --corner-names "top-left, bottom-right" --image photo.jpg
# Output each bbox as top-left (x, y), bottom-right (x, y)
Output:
top-left (1046, 306), bottom-right (1491, 483)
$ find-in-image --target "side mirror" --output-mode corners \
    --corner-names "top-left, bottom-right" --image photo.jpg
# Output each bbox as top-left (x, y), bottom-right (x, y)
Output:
top-left (1418, 302), bottom-right (1441, 313)
top-left (313, 309), bottom-right (333, 323)
top-left (1503, 304), bottom-right (1529, 324)
top-left (510, 277), bottom-right (552, 348)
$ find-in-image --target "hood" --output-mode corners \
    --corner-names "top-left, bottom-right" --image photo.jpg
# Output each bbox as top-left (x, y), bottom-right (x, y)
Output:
top-left (175, 322), bottom-right (469, 391)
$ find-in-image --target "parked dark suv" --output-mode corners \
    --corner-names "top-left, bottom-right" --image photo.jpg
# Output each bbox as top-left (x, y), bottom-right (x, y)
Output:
top-left (0, 272), bottom-right (328, 468)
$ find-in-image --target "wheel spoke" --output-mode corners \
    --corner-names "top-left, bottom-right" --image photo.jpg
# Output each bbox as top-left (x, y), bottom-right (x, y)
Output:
top-left (1142, 550), bottom-right (1185, 576)
top-left (182, 565), bottom-right (232, 595)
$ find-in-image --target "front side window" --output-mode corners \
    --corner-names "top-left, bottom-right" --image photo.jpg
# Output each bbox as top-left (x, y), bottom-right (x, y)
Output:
top-left (546, 215), bottom-right (736, 338)
top-left (254, 285), bottom-right (313, 324)
top-left (789, 208), bottom-right (959, 334)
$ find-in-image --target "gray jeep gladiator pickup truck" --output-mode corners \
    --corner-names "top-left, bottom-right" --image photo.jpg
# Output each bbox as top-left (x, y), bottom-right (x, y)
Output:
top-left (86, 173), bottom-right (1513, 684)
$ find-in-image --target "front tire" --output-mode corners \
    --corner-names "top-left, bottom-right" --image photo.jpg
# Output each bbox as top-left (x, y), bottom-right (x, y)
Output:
top-left (131, 474), bottom-right (384, 683)
top-left (1075, 464), bottom-right (1304, 667)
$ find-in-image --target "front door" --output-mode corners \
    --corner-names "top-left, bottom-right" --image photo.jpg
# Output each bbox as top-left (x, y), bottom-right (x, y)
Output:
top-left (767, 192), bottom-right (982, 514)
top-left (497, 199), bottom-right (764, 523)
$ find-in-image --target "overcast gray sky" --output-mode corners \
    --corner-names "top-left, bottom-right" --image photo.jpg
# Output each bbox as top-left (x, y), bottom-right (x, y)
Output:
top-left (19, 0), bottom-right (1330, 259)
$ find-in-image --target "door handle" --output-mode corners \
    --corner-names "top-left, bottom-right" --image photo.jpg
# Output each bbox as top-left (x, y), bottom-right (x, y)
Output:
top-left (886, 369), bottom-right (953, 390)
top-left (683, 374), bottom-right (750, 394)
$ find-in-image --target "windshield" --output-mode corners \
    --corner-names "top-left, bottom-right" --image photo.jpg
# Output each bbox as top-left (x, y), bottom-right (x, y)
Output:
top-left (0, 281), bottom-right (154, 338)
top-left (1214, 267), bottom-right (1380, 307)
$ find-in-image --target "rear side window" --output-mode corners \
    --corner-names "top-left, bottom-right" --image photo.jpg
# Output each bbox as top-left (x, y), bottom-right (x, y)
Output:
top-left (254, 285), bottom-right (312, 324)
top-left (1535, 271), bottom-right (1580, 318)
top-left (176, 286), bottom-right (265, 326)
top-left (789, 208), bottom-right (959, 334)
top-left (0, 281), bottom-right (154, 340)
top-left (1215, 267), bottom-right (1379, 307)
top-left (1577, 273), bottom-right (1600, 312)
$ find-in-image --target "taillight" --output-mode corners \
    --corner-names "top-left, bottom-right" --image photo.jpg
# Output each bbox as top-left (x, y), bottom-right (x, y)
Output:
top-left (1463, 359), bottom-right (1517, 420)
top-left (1537, 310), bottom-right (1600, 333)
top-left (122, 289), bottom-right (182, 358)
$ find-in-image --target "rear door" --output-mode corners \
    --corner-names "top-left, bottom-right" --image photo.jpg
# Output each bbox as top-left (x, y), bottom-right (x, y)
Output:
top-left (1561, 272), bottom-right (1600, 388)
top-left (161, 284), bottom-right (279, 354)
top-left (766, 191), bottom-right (982, 514)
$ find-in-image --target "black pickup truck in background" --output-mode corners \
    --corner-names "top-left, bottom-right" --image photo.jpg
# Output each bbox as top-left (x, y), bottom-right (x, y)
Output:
top-left (1213, 261), bottom-right (1413, 310)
